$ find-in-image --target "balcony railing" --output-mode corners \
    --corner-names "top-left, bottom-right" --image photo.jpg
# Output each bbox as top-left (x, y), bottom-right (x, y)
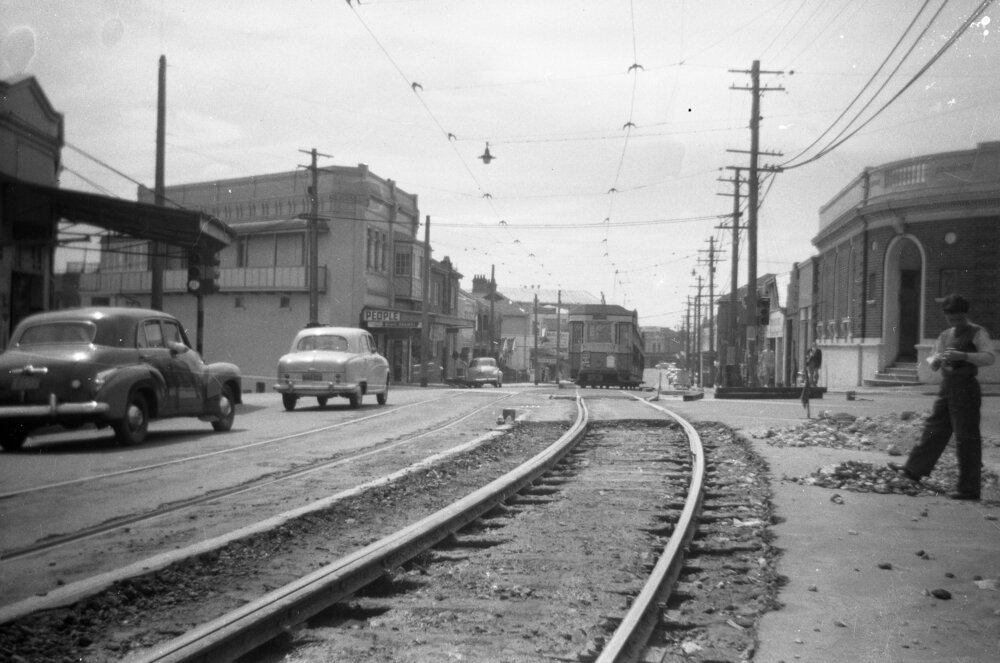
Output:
top-left (79, 266), bottom-right (327, 294)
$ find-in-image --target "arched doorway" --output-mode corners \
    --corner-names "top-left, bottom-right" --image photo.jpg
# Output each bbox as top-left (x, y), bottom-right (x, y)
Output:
top-left (882, 236), bottom-right (924, 364)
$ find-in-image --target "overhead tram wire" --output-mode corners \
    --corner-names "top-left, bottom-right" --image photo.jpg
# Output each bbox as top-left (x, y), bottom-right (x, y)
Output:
top-left (435, 214), bottom-right (722, 230)
top-left (601, 0), bottom-right (645, 307)
top-left (344, 2), bottom-right (552, 286)
top-left (782, 0), bottom-right (993, 170)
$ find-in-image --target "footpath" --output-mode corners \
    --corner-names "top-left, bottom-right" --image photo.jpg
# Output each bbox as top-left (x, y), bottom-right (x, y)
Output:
top-left (665, 386), bottom-right (1000, 662)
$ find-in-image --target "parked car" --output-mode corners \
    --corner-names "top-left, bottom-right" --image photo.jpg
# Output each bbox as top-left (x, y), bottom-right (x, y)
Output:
top-left (0, 307), bottom-right (242, 451)
top-left (464, 356), bottom-right (503, 388)
top-left (274, 326), bottom-right (390, 410)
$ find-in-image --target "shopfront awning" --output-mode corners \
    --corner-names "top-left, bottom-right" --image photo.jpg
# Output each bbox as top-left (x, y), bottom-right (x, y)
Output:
top-left (2, 174), bottom-right (235, 254)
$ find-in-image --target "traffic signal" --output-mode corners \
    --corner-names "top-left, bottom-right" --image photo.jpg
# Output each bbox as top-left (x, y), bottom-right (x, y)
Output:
top-left (186, 264), bottom-right (204, 294)
top-left (757, 298), bottom-right (771, 325)
top-left (185, 253), bottom-right (221, 295)
top-left (200, 260), bottom-right (221, 295)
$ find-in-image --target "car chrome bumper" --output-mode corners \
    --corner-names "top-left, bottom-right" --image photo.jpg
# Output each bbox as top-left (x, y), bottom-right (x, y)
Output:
top-left (0, 393), bottom-right (111, 418)
top-left (274, 382), bottom-right (358, 396)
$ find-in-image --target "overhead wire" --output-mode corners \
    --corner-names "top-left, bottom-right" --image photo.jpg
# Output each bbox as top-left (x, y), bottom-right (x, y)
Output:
top-left (782, 0), bottom-right (993, 170)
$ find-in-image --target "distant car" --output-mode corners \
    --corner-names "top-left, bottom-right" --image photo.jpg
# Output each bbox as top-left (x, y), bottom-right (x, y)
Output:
top-left (274, 326), bottom-right (390, 410)
top-left (0, 307), bottom-right (242, 451)
top-left (464, 356), bottom-right (503, 388)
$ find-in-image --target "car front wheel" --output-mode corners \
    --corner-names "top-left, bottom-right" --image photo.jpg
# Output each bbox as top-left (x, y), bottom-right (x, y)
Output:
top-left (212, 384), bottom-right (236, 432)
top-left (347, 388), bottom-right (362, 408)
top-left (113, 391), bottom-right (149, 446)
top-left (376, 379), bottom-right (389, 405)
top-left (282, 393), bottom-right (297, 411)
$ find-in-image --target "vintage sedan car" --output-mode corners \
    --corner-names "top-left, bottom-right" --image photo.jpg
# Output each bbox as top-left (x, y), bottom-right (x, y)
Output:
top-left (274, 326), bottom-right (390, 410)
top-left (0, 307), bottom-right (242, 451)
top-left (464, 356), bottom-right (503, 388)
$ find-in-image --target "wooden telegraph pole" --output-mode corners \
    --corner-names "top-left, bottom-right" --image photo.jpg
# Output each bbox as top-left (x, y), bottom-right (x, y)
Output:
top-left (729, 60), bottom-right (783, 385)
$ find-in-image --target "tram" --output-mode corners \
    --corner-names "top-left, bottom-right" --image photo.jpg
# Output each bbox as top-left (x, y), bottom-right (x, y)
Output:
top-left (568, 304), bottom-right (645, 389)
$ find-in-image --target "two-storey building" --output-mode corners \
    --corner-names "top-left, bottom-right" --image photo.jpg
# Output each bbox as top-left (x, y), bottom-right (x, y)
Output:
top-left (79, 165), bottom-right (468, 384)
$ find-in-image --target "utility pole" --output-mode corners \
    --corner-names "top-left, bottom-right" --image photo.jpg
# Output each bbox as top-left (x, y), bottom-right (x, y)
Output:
top-left (299, 148), bottom-right (333, 326)
top-left (691, 271), bottom-right (703, 388)
top-left (699, 237), bottom-right (718, 387)
top-left (420, 215), bottom-right (431, 386)
top-left (684, 296), bottom-right (691, 382)
top-left (718, 167), bottom-right (745, 385)
top-left (533, 293), bottom-right (539, 385)
top-left (729, 60), bottom-right (783, 385)
top-left (151, 54), bottom-right (166, 312)
top-left (489, 265), bottom-right (496, 360)
top-left (555, 289), bottom-right (562, 385)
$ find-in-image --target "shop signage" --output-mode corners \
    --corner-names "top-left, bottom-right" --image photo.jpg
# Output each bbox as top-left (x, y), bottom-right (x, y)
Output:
top-left (363, 308), bottom-right (420, 328)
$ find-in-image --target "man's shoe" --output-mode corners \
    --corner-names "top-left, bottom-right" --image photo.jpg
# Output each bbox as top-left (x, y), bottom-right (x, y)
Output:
top-left (947, 491), bottom-right (980, 501)
top-left (887, 461), bottom-right (919, 482)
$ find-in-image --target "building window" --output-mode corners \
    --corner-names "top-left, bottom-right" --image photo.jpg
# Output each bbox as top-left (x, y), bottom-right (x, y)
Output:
top-left (367, 229), bottom-right (375, 270)
top-left (276, 233), bottom-right (305, 266)
top-left (235, 295), bottom-right (245, 309)
top-left (940, 268), bottom-right (960, 297)
top-left (91, 296), bottom-right (110, 306)
top-left (279, 295), bottom-right (291, 310)
top-left (380, 232), bottom-right (388, 272)
top-left (236, 237), bottom-right (249, 268)
top-left (395, 251), bottom-right (412, 276)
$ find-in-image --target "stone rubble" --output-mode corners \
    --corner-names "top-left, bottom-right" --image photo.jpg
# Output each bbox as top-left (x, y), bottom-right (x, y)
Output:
top-left (750, 409), bottom-right (1000, 500)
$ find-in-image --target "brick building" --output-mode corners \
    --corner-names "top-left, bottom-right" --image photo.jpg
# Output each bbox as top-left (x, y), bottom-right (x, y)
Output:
top-left (805, 142), bottom-right (1000, 387)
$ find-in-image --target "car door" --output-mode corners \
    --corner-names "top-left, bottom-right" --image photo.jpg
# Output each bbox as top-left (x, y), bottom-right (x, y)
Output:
top-left (161, 319), bottom-right (204, 412)
top-left (138, 319), bottom-right (180, 414)
top-left (363, 332), bottom-right (385, 386)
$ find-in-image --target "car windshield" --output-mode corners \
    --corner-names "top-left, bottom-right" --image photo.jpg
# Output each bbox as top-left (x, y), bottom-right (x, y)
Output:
top-left (471, 358), bottom-right (496, 367)
top-left (17, 321), bottom-right (96, 345)
top-left (297, 334), bottom-right (349, 352)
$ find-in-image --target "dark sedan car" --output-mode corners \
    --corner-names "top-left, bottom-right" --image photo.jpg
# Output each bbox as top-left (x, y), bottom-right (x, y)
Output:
top-left (0, 307), bottom-right (242, 451)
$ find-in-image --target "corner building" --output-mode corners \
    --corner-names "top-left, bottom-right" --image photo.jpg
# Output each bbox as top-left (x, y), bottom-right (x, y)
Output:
top-left (812, 141), bottom-right (1000, 387)
top-left (80, 165), bottom-right (468, 384)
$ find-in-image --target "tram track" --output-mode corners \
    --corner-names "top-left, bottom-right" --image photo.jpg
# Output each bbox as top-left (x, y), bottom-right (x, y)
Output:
top-left (0, 395), bottom-right (454, 502)
top-left (0, 391), bottom-right (779, 663)
top-left (0, 393), bottom-right (513, 563)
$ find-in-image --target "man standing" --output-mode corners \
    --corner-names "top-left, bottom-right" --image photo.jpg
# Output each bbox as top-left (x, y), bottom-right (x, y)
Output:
top-left (890, 294), bottom-right (995, 500)
top-left (805, 341), bottom-right (822, 385)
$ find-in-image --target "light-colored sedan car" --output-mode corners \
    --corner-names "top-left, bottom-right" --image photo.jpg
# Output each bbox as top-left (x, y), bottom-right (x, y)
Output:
top-left (465, 356), bottom-right (503, 388)
top-left (274, 326), bottom-right (390, 410)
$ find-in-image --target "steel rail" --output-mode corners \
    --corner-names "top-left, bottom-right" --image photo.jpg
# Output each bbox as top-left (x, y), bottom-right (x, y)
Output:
top-left (128, 396), bottom-right (589, 663)
top-left (1, 393), bottom-right (513, 562)
top-left (0, 395), bottom-right (452, 501)
top-left (595, 396), bottom-right (706, 663)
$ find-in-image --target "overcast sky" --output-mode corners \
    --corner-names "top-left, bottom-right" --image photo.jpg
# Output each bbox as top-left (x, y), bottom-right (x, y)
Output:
top-left (3, 1), bottom-right (997, 327)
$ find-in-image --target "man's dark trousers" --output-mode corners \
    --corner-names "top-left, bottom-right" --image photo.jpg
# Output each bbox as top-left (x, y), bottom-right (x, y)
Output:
top-left (906, 376), bottom-right (982, 494)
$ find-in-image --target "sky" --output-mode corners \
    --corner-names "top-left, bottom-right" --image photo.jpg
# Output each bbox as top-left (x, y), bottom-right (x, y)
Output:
top-left (2, 0), bottom-right (998, 328)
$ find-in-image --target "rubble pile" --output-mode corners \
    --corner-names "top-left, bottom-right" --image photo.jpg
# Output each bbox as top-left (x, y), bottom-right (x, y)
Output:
top-left (752, 410), bottom-right (1000, 499)
top-left (753, 410), bottom-right (929, 454)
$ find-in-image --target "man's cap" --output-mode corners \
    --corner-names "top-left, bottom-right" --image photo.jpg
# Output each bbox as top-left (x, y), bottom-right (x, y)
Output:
top-left (941, 293), bottom-right (970, 314)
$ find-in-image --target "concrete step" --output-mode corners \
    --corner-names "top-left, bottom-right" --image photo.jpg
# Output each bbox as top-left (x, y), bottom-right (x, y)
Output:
top-left (864, 377), bottom-right (921, 387)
